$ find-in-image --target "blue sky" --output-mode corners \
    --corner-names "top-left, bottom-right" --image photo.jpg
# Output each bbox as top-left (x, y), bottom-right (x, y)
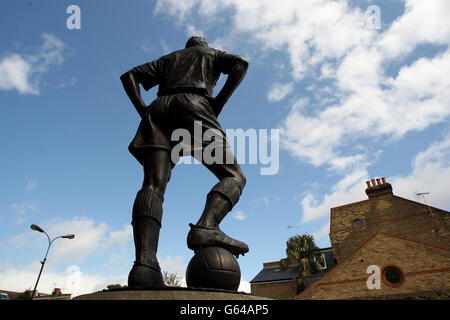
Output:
top-left (1, 0), bottom-right (449, 296)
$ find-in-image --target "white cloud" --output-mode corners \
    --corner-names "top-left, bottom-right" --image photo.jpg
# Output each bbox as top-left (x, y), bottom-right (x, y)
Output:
top-left (4, 218), bottom-right (135, 296)
top-left (0, 262), bottom-right (127, 298)
top-left (0, 260), bottom-right (251, 296)
top-left (153, 1), bottom-right (450, 232)
top-left (153, 0), bottom-right (450, 174)
top-left (155, 0), bottom-right (374, 77)
top-left (252, 196), bottom-right (280, 208)
top-left (9, 217), bottom-right (134, 264)
top-left (159, 255), bottom-right (188, 287)
top-left (389, 134), bottom-right (450, 210)
top-left (0, 54), bottom-right (36, 94)
top-left (238, 278), bottom-right (250, 293)
top-left (106, 224), bottom-right (133, 247)
top-left (232, 210), bottom-right (247, 220)
top-left (282, 47), bottom-right (450, 169)
top-left (25, 179), bottom-right (38, 192)
top-left (300, 133), bottom-right (450, 223)
top-left (379, 0), bottom-right (450, 58)
top-left (154, 0), bottom-right (197, 24)
top-left (9, 201), bottom-right (38, 215)
top-left (160, 39), bottom-right (171, 54)
top-left (312, 222), bottom-right (330, 243)
top-left (56, 76), bottom-right (77, 88)
top-left (186, 24), bottom-right (205, 38)
top-left (0, 33), bottom-right (67, 95)
top-left (141, 41), bottom-right (155, 53)
top-left (301, 168), bottom-right (369, 223)
top-left (253, 196), bottom-right (270, 208)
top-left (4, 222), bottom-right (190, 296)
top-left (267, 82), bottom-right (294, 102)
top-left (43, 217), bottom-right (108, 264)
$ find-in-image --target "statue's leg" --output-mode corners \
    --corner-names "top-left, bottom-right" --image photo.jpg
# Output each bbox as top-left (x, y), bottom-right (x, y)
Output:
top-left (197, 171), bottom-right (246, 227)
top-left (187, 145), bottom-right (249, 256)
top-left (128, 149), bottom-right (172, 288)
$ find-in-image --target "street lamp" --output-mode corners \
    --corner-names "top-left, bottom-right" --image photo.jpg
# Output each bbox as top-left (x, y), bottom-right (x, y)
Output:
top-left (29, 224), bottom-right (75, 300)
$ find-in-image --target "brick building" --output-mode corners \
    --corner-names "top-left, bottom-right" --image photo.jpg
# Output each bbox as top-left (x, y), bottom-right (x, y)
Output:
top-left (297, 178), bottom-right (450, 299)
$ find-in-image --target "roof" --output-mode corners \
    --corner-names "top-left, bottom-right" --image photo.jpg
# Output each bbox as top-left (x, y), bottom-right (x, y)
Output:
top-left (250, 247), bottom-right (337, 284)
top-left (304, 272), bottom-right (327, 288)
top-left (33, 294), bottom-right (72, 300)
top-left (250, 264), bottom-right (299, 284)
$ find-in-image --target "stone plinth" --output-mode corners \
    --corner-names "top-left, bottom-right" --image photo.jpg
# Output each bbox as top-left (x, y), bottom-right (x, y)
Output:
top-left (73, 287), bottom-right (271, 300)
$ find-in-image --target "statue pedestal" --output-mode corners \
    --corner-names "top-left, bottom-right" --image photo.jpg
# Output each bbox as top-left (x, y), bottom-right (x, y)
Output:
top-left (73, 287), bottom-right (271, 300)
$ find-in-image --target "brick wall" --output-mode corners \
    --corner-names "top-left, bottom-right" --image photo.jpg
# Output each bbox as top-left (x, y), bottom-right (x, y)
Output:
top-left (251, 280), bottom-right (298, 300)
top-left (330, 192), bottom-right (450, 262)
top-left (298, 233), bottom-right (450, 300)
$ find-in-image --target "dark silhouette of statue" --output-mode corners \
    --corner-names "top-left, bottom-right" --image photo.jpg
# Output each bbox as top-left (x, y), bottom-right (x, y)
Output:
top-left (120, 36), bottom-right (249, 288)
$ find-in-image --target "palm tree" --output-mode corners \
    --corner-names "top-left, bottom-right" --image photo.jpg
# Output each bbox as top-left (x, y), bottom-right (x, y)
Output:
top-left (280, 234), bottom-right (323, 293)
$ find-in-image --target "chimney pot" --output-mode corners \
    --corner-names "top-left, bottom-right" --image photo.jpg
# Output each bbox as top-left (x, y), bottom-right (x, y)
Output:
top-left (365, 179), bottom-right (393, 198)
top-left (366, 181), bottom-right (371, 188)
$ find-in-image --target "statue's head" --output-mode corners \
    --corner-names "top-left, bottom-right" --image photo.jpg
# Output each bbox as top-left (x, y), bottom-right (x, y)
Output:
top-left (185, 36), bottom-right (209, 48)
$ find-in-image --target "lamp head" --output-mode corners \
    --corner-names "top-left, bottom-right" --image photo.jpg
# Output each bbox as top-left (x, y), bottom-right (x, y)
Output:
top-left (30, 224), bottom-right (44, 233)
top-left (62, 234), bottom-right (75, 239)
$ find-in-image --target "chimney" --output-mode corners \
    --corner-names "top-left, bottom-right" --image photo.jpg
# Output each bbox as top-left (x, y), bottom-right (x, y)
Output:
top-left (365, 177), bottom-right (393, 199)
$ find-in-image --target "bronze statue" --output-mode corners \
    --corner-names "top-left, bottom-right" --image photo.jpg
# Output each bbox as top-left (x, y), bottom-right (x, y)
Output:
top-left (120, 36), bottom-right (249, 288)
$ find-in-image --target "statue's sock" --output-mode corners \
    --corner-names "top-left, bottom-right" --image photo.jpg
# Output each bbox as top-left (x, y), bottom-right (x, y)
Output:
top-left (131, 187), bottom-right (163, 268)
top-left (196, 192), bottom-right (231, 228)
top-left (132, 219), bottom-right (161, 269)
top-left (196, 177), bottom-right (243, 228)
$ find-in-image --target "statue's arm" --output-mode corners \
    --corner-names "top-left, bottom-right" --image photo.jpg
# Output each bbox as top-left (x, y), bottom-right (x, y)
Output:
top-left (120, 71), bottom-right (148, 119)
top-left (213, 56), bottom-right (249, 116)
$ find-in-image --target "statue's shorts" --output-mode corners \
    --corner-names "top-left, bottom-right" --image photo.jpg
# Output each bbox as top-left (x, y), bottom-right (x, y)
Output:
top-left (128, 93), bottom-right (233, 168)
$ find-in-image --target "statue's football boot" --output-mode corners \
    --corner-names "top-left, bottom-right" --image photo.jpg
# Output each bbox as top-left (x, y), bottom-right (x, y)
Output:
top-left (128, 261), bottom-right (166, 288)
top-left (187, 223), bottom-right (249, 257)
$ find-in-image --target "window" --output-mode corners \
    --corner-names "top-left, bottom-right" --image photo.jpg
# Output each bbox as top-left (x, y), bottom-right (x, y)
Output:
top-left (314, 253), bottom-right (327, 270)
top-left (352, 218), bottom-right (364, 229)
top-left (382, 266), bottom-right (404, 288)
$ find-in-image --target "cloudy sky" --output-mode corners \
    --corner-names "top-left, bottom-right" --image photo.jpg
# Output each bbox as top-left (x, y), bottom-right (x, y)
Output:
top-left (1, 0), bottom-right (449, 297)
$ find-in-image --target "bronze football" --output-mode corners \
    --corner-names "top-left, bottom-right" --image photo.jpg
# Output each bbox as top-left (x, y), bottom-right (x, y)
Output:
top-left (186, 246), bottom-right (241, 291)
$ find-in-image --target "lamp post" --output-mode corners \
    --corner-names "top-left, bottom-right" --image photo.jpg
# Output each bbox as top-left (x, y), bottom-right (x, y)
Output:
top-left (30, 224), bottom-right (75, 300)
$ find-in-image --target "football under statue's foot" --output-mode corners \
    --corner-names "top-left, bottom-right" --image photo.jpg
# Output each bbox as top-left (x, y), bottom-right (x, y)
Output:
top-left (187, 223), bottom-right (249, 257)
top-left (128, 262), bottom-right (166, 288)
